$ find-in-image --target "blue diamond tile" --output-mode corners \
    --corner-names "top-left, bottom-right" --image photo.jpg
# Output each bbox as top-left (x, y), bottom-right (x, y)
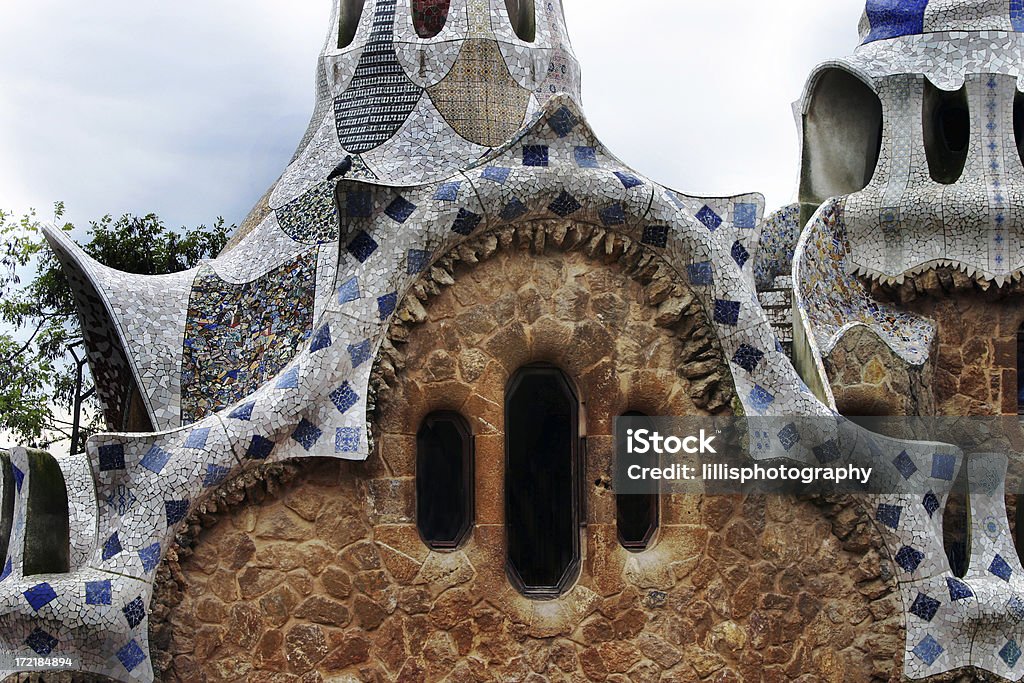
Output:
top-left (895, 545), bottom-right (925, 573)
top-left (523, 145), bottom-right (549, 167)
top-left (893, 451), bottom-right (918, 480)
top-left (330, 382), bottom-right (360, 414)
top-left (913, 635), bottom-right (943, 666)
top-left (501, 199), bottom-right (528, 221)
top-left (688, 262), bottom-right (713, 286)
top-left (123, 596), bottom-right (146, 628)
top-left (378, 292), bottom-right (398, 320)
top-left (385, 196), bottom-right (417, 223)
top-left (923, 491), bottom-right (940, 517)
top-left (139, 543), bottom-right (161, 573)
top-left (778, 423), bottom-right (800, 451)
top-left (599, 203), bottom-right (626, 226)
top-left (347, 231), bottom-right (378, 262)
top-left (734, 202), bottom-right (758, 229)
top-left (336, 427), bottom-right (361, 454)
top-left (140, 446), bottom-right (172, 474)
top-left (337, 276), bottom-right (360, 304)
top-left (696, 205), bottom-right (722, 231)
top-left (991, 555), bottom-right (1014, 582)
top-left (292, 419), bottom-right (323, 451)
top-left (229, 401), bottom-right (255, 421)
top-left (345, 190), bottom-right (372, 217)
top-left (434, 182), bottom-right (461, 202)
top-left (24, 583), bottom-right (57, 612)
top-left (407, 249), bottom-right (430, 275)
top-left (276, 366), bottom-right (300, 389)
top-left (613, 171), bottom-right (643, 188)
top-left (947, 577), bottom-right (973, 601)
top-left (549, 191), bottom-right (582, 217)
top-left (731, 241), bottom-right (750, 268)
top-left (85, 580), bottom-right (112, 606)
top-left (749, 385), bottom-right (775, 413)
top-left (714, 300), bottom-right (740, 326)
top-left (1002, 640), bottom-right (1022, 668)
top-left (642, 225), bottom-right (669, 248)
top-left (548, 106), bottom-right (578, 137)
top-left (310, 325), bottom-right (333, 352)
top-left (25, 628), bottom-right (57, 656)
top-left (203, 464), bottom-right (231, 488)
top-left (876, 504), bottom-right (902, 530)
top-left (165, 500), bottom-right (190, 527)
top-left (184, 427), bottom-right (210, 450)
top-left (12, 464), bottom-right (24, 493)
top-left (574, 146), bottom-right (598, 168)
top-left (909, 593), bottom-right (940, 622)
top-left (813, 439), bottom-right (841, 464)
top-left (452, 208), bottom-right (483, 235)
top-left (931, 453), bottom-right (956, 481)
top-left (99, 444), bottom-right (126, 471)
top-left (118, 640), bottom-right (147, 673)
top-left (246, 435), bottom-right (275, 461)
top-left (348, 340), bottom-right (372, 368)
top-left (102, 533), bottom-right (123, 561)
top-left (732, 344), bottom-right (764, 373)
top-left (482, 166), bottom-right (511, 183)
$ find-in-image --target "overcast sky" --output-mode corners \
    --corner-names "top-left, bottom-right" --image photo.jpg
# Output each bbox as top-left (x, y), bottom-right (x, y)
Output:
top-left (0, 0), bottom-right (867, 233)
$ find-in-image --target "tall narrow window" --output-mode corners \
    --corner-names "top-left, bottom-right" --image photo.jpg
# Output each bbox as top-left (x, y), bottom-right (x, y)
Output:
top-left (923, 80), bottom-right (970, 184)
top-left (338, 0), bottom-right (367, 49)
top-left (504, 0), bottom-right (536, 42)
top-left (1015, 91), bottom-right (1024, 172)
top-left (412, 0), bottom-right (451, 39)
top-left (617, 412), bottom-right (659, 550)
top-left (417, 412), bottom-right (473, 549)
top-left (943, 464), bottom-right (970, 579)
top-left (23, 451), bottom-right (70, 576)
top-left (506, 365), bottom-right (580, 597)
top-left (0, 453), bottom-right (14, 571)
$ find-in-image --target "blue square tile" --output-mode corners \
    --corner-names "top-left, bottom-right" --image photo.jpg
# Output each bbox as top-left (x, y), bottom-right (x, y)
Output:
top-left (139, 543), bottom-right (161, 573)
top-left (501, 199), bottom-right (528, 221)
top-left (813, 439), bottom-right (841, 464)
top-left (25, 628), bottom-right (57, 656)
top-left (778, 423), bottom-right (800, 451)
top-left (347, 231), bottom-right (378, 263)
top-left (336, 427), bottom-right (361, 453)
top-left (292, 419), bottom-right (323, 451)
top-left (1001, 640), bottom-right (1022, 668)
top-left (24, 583), bottom-right (57, 612)
top-left (385, 196), bottom-right (417, 223)
top-left (378, 292), bottom-right (398, 320)
top-left (895, 545), bottom-right (925, 573)
top-left (165, 500), bottom-right (190, 526)
top-left (913, 635), bottom-right (943, 666)
top-left (118, 640), bottom-right (147, 673)
top-left (688, 262), bottom-right (713, 286)
top-left (947, 577), bottom-right (973, 601)
top-left (731, 241), bottom-right (750, 268)
top-left (246, 436), bottom-right (275, 461)
top-left (348, 340), bottom-right (372, 368)
top-left (229, 401), bottom-right (255, 421)
top-left (85, 580), bottom-right (112, 606)
top-left (574, 146), bottom-right (598, 168)
top-left (523, 145), bottom-right (549, 167)
top-left (909, 592), bottom-right (940, 622)
top-left (714, 300), bottom-right (740, 326)
top-left (642, 225), bottom-right (669, 248)
top-left (434, 182), bottom-right (461, 202)
top-left (451, 208), bottom-right (482, 235)
top-left (407, 249), bottom-right (431, 275)
top-left (991, 554), bottom-right (1014, 582)
top-left (876, 504), bottom-right (902, 530)
top-left (310, 324), bottom-right (333, 353)
top-left (102, 533), bottom-right (123, 561)
top-left (600, 203), bottom-right (626, 226)
top-left (613, 171), bottom-right (643, 189)
top-left (203, 464), bottom-right (231, 488)
top-left (140, 446), bottom-right (172, 474)
top-left (696, 205), bottom-right (722, 231)
top-left (923, 491), bottom-right (940, 517)
top-left (337, 276), bottom-right (361, 304)
top-left (123, 596), bottom-right (146, 628)
top-left (276, 366), bottom-right (300, 389)
top-left (330, 382), bottom-right (360, 414)
top-left (893, 451), bottom-right (918, 480)
top-left (731, 344), bottom-right (764, 373)
top-left (734, 202), bottom-right (758, 229)
top-left (931, 453), bottom-right (956, 481)
top-left (549, 191), bottom-right (582, 217)
top-left (345, 190), bottom-right (372, 217)
top-left (548, 106), bottom-right (578, 137)
top-left (184, 428), bottom-right (210, 450)
top-left (749, 385), bottom-right (775, 413)
top-left (481, 166), bottom-right (511, 184)
top-left (99, 444), bottom-right (126, 471)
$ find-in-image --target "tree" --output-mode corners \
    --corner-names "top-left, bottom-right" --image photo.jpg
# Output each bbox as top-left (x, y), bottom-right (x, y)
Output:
top-left (1, 204), bottom-right (232, 454)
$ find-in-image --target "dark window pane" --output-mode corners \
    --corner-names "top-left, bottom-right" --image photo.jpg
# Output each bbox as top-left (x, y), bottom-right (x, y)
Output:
top-left (506, 366), bottom-right (580, 597)
top-left (412, 0), bottom-right (451, 39)
top-left (617, 412), bottom-right (658, 550)
top-left (942, 465), bottom-right (969, 579)
top-left (504, 0), bottom-right (536, 42)
top-left (923, 81), bottom-right (969, 184)
top-left (24, 450), bottom-right (70, 576)
top-left (417, 412), bottom-right (473, 549)
top-left (338, 0), bottom-right (366, 49)
top-left (0, 453), bottom-right (14, 572)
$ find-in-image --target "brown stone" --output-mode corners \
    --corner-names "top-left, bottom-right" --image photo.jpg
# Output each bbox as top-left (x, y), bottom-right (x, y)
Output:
top-left (284, 624), bottom-right (328, 674)
top-left (260, 583), bottom-right (300, 627)
top-left (254, 629), bottom-right (287, 670)
top-left (322, 633), bottom-right (371, 671)
top-left (352, 594), bottom-right (388, 630)
top-left (321, 566), bottom-right (353, 600)
top-left (255, 508), bottom-right (312, 542)
top-left (221, 532), bottom-right (257, 570)
top-left (239, 566), bottom-right (285, 600)
top-left (295, 595), bottom-right (351, 627)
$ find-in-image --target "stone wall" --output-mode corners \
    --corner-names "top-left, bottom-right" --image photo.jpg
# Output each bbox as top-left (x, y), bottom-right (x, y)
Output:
top-left (150, 223), bottom-right (902, 682)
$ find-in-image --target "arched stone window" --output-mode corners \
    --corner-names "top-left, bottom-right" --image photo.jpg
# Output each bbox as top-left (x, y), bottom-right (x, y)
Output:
top-left (412, 0), bottom-right (451, 39)
top-left (505, 365), bottom-right (581, 597)
top-left (504, 0), bottom-right (536, 42)
top-left (23, 450), bottom-right (70, 576)
top-left (0, 453), bottom-right (14, 572)
top-left (617, 412), bottom-right (659, 551)
top-left (338, 0), bottom-right (366, 49)
top-left (416, 411), bottom-right (474, 549)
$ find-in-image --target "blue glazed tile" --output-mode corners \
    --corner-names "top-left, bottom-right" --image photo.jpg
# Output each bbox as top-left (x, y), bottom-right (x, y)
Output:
top-left (688, 262), bottom-right (713, 286)
top-left (991, 555), bottom-right (1014, 582)
top-left (12, 464), bottom-right (23, 493)
top-left (310, 325), bottom-right (333, 352)
top-left (893, 451), bottom-right (918, 480)
top-left (778, 423), bottom-right (800, 451)
top-left (913, 635), bottom-right (943, 666)
top-left (734, 202), bottom-right (758, 229)
top-left (549, 191), bottom-right (582, 217)
top-left (292, 419), bottom-right (323, 451)
top-left (451, 208), bottom-right (482, 235)
top-left (25, 628), bottom-right (57, 656)
top-left (613, 171), bottom-right (643, 189)
top-left (434, 182), bottom-right (461, 202)
top-left (482, 166), bottom-right (511, 184)
top-left (165, 500), bottom-right (190, 527)
top-left (102, 533), bottom-right (123, 561)
top-left (184, 427), bottom-right (210, 450)
top-left (731, 241), bottom-right (750, 268)
top-left (749, 385), bottom-right (775, 413)
top-left (501, 199), bottom-right (529, 221)
top-left (337, 276), bottom-right (361, 305)
top-left (347, 231), bottom-right (379, 263)
top-left (99, 444), bottom-right (126, 471)
top-left (118, 640), bottom-right (147, 673)
top-left (863, 0), bottom-right (928, 43)
top-left (909, 593), bottom-right (940, 622)
top-left (523, 145), bottom-right (549, 167)
top-left (203, 464), bottom-right (231, 488)
top-left (930, 453), bottom-right (956, 481)
top-left (385, 196), bottom-right (417, 223)
top-left (23, 583), bottom-right (57, 612)
top-left (139, 543), bottom-right (161, 573)
top-left (731, 344), bottom-right (764, 373)
top-left (1013, 0), bottom-right (1024, 32)
top-left (1010, 595), bottom-right (1024, 622)
top-left (123, 596), bottom-right (146, 628)
top-left (947, 577), bottom-right (974, 601)
top-left (336, 427), bottom-right (361, 453)
top-left (876, 504), bottom-right (902, 530)
top-left (600, 203), bottom-right (626, 226)
top-left (229, 402), bottom-right (255, 421)
top-left (378, 292), bottom-right (398, 320)
top-left (696, 205), bottom-right (723, 232)
top-left (276, 366), bottom-right (300, 389)
top-left (331, 382), bottom-right (360, 414)
top-left (246, 436), bottom-right (275, 461)
top-left (85, 580), bottom-right (112, 606)
top-left (714, 300), bottom-right (740, 326)
top-left (346, 190), bottom-right (373, 218)
top-left (548, 106), bottom-right (578, 137)
top-left (407, 249), bottom-right (431, 275)
top-left (140, 446), bottom-right (172, 474)
top-left (923, 491), bottom-right (940, 517)
top-left (574, 146), bottom-right (598, 168)
top-left (895, 545), bottom-right (925, 573)
top-left (1001, 640), bottom-right (1022, 668)
top-left (813, 439), bottom-right (841, 464)
top-left (348, 340), bottom-right (372, 368)
top-left (642, 225), bottom-right (669, 248)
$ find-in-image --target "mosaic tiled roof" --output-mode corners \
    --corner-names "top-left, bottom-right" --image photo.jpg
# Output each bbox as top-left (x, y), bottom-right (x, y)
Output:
top-left (860, 0), bottom-right (1024, 44)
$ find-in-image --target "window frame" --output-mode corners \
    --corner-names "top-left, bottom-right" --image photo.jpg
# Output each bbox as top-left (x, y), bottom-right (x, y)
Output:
top-left (416, 411), bottom-right (475, 551)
